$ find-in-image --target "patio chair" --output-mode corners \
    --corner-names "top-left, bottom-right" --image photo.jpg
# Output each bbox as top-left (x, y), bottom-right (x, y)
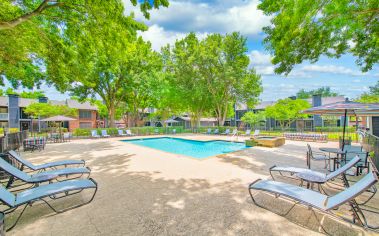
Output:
top-left (117, 130), bottom-right (127, 136)
top-left (63, 132), bottom-right (71, 142)
top-left (221, 129), bottom-right (230, 135)
top-left (126, 129), bottom-right (135, 136)
top-left (231, 129), bottom-right (238, 136)
top-left (91, 130), bottom-right (100, 138)
top-left (344, 151), bottom-right (370, 176)
top-left (249, 171), bottom-right (379, 231)
top-left (307, 144), bottom-right (330, 169)
top-left (0, 157), bottom-right (91, 188)
top-left (269, 156), bottom-right (361, 188)
top-left (7, 150), bottom-right (85, 171)
top-left (253, 130), bottom-right (260, 136)
top-left (242, 129), bottom-right (251, 136)
top-left (172, 129), bottom-right (176, 134)
top-left (213, 129), bottom-right (219, 135)
top-left (203, 128), bottom-right (212, 135)
top-left (1, 178), bottom-right (97, 231)
top-left (101, 130), bottom-right (110, 138)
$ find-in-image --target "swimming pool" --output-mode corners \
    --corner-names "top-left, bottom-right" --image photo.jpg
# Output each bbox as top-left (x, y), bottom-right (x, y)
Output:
top-left (122, 137), bottom-right (249, 159)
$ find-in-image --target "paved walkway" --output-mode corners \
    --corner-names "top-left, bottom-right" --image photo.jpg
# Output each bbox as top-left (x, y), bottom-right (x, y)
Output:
top-left (7, 135), bottom-right (378, 236)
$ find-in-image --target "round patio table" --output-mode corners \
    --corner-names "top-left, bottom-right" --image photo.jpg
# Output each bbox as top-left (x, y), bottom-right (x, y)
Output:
top-left (319, 147), bottom-right (346, 171)
top-left (296, 171), bottom-right (326, 191)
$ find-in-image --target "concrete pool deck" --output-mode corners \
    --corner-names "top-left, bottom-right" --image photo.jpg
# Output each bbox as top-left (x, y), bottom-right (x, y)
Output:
top-left (7, 134), bottom-right (379, 236)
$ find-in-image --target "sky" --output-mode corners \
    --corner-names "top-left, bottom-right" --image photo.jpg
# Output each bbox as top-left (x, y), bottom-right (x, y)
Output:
top-left (9, 0), bottom-right (379, 101)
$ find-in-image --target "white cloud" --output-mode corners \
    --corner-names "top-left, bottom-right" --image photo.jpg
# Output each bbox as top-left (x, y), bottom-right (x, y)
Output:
top-left (138, 24), bottom-right (208, 51)
top-left (301, 65), bottom-right (355, 75)
top-left (124, 0), bottom-right (271, 38)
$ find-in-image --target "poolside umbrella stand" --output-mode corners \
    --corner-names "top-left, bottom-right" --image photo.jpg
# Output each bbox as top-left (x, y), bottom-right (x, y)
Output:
top-left (302, 99), bottom-right (379, 148)
top-left (41, 116), bottom-right (76, 142)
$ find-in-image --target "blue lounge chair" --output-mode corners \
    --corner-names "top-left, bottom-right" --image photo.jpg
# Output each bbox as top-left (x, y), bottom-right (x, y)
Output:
top-left (101, 130), bottom-right (110, 138)
top-left (117, 130), bottom-right (127, 136)
top-left (1, 178), bottom-right (97, 231)
top-left (0, 158), bottom-right (90, 188)
top-left (7, 150), bottom-right (85, 171)
top-left (91, 130), bottom-right (100, 138)
top-left (249, 172), bottom-right (378, 231)
top-left (203, 128), bottom-right (212, 135)
top-left (213, 129), bottom-right (219, 135)
top-left (242, 129), bottom-right (251, 136)
top-left (221, 129), bottom-right (230, 135)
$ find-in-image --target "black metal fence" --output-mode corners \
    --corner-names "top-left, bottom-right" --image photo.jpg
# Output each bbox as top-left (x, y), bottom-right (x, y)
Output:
top-left (362, 133), bottom-right (379, 172)
top-left (0, 131), bottom-right (28, 153)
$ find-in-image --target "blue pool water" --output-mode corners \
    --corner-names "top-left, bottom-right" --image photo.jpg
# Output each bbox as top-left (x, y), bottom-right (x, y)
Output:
top-left (122, 137), bottom-right (249, 159)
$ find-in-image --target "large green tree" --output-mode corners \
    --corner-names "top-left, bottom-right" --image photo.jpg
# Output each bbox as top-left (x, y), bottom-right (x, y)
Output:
top-left (265, 98), bottom-right (311, 130)
top-left (199, 33), bottom-right (262, 126)
top-left (0, 0), bottom-right (168, 89)
top-left (241, 111), bottom-right (266, 128)
top-left (296, 87), bottom-right (340, 99)
top-left (259, 0), bottom-right (379, 75)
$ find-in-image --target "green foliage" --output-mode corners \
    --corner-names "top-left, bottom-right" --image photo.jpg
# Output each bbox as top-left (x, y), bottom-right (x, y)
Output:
top-left (296, 87), bottom-right (340, 99)
top-left (241, 112), bottom-right (266, 127)
top-left (356, 80), bottom-right (379, 103)
top-left (24, 102), bottom-right (77, 117)
top-left (265, 98), bottom-right (311, 129)
top-left (0, 88), bottom-right (45, 98)
top-left (0, 0), bottom-right (168, 90)
top-left (73, 126), bottom-right (185, 136)
top-left (163, 32), bottom-right (262, 126)
top-left (258, 0), bottom-right (379, 74)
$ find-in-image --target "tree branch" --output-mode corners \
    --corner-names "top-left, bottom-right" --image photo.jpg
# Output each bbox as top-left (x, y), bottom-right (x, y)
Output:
top-left (0, 0), bottom-right (65, 30)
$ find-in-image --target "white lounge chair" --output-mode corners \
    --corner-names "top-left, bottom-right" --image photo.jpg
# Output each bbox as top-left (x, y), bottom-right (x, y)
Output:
top-left (249, 172), bottom-right (378, 230)
top-left (118, 130), bottom-right (127, 136)
top-left (253, 130), bottom-right (260, 136)
top-left (126, 129), bottom-right (135, 136)
top-left (213, 129), bottom-right (219, 135)
top-left (101, 130), bottom-right (110, 138)
top-left (91, 130), bottom-right (100, 138)
top-left (242, 129), bottom-right (251, 136)
top-left (231, 129), bottom-right (238, 136)
top-left (221, 129), bottom-right (230, 135)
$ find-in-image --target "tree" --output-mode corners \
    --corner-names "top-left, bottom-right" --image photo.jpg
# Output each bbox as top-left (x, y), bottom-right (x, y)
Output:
top-left (356, 80), bottom-right (379, 103)
top-left (0, 0), bottom-right (168, 89)
top-left (241, 111), bottom-right (266, 128)
top-left (265, 98), bottom-right (311, 130)
top-left (162, 33), bottom-right (213, 128)
top-left (0, 0), bottom-right (168, 30)
top-left (24, 103), bottom-right (77, 117)
top-left (258, 0), bottom-right (379, 74)
top-left (199, 33), bottom-right (262, 126)
top-left (296, 87), bottom-right (340, 99)
top-left (0, 88), bottom-right (45, 98)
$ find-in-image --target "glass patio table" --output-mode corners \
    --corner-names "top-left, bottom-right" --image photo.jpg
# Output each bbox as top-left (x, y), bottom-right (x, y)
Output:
top-left (319, 147), bottom-right (346, 171)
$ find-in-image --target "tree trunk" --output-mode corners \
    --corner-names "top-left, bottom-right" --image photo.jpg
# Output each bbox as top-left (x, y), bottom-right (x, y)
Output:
top-left (108, 103), bottom-right (116, 128)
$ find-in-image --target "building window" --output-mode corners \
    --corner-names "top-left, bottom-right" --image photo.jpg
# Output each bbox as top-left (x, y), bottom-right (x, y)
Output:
top-left (0, 107), bottom-right (8, 113)
top-left (79, 110), bottom-right (92, 119)
top-left (79, 122), bottom-right (92, 128)
top-left (0, 121), bottom-right (8, 128)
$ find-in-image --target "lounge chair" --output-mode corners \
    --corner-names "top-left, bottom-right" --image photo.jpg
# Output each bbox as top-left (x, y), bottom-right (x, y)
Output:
top-left (101, 130), bottom-right (110, 138)
top-left (253, 129), bottom-right (260, 136)
top-left (203, 128), bottom-right (212, 135)
top-left (172, 129), bottom-right (176, 134)
top-left (117, 130), bottom-right (127, 136)
top-left (91, 130), bottom-right (100, 138)
top-left (242, 129), bottom-right (251, 136)
top-left (126, 129), bottom-right (135, 136)
top-left (0, 157), bottom-right (91, 188)
top-left (221, 129), bottom-right (230, 135)
top-left (269, 156), bottom-right (360, 187)
top-left (213, 129), bottom-right (219, 135)
top-left (249, 172), bottom-right (378, 230)
top-left (1, 178), bottom-right (97, 231)
top-left (7, 150), bottom-right (85, 171)
top-left (344, 151), bottom-right (369, 176)
top-left (231, 129), bottom-right (238, 136)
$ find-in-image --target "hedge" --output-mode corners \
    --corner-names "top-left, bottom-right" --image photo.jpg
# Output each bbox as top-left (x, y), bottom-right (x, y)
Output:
top-left (73, 127), bottom-right (187, 137)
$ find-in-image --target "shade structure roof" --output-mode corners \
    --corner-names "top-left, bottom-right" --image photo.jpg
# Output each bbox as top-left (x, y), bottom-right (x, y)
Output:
top-left (41, 115), bottom-right (77, 122)
top-left (164, 119), bottom-right (179, 123)
top-left (303, 100), bottom-right (379, 116)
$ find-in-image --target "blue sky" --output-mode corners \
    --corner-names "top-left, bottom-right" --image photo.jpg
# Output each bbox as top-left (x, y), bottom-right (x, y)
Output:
top-left (9, 0), bottom-right (379, 101)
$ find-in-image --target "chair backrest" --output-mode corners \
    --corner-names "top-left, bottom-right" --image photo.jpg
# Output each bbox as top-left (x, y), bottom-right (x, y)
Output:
top-left (118, 130), bottom-right (124, 135)
top-left (325, 172), bottom-right (378, 210)
top-left (0, 157), bottom-right (30, 182)
top-left (343, 145), bottom-right (363, 152)
top-left (7, 150), bottom-right (35, 169)
top-left (326, 156), bottom-right (360, 180)
top-left (0, 186), bottom-right (15, 207)
top-left (126, 129), bottom-right (132, 135)
top-left (232, 129), bottom-right (237, 135)
top-left (214, 129), bottom-right (219, 133)
top-left (253, 130), bottom-right (260, 136)
top-left (173, 129), bottom-right (176, 133)
top-left (207, 128), bottom-right (211, 133)
top-left (246, 130), bottom-right (251, 135)
top-left (91, 130), bottom-right (98, 136)
top-left (307, 144), bottom-right (313, 157)
top-left (101, 130), bottom-right (108, 135)
top-left (225, 129), bottom-right (230, 133)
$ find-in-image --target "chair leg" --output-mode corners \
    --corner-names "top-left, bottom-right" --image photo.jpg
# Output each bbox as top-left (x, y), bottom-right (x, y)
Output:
top-left (5, 204), bottom-right (28, 232)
